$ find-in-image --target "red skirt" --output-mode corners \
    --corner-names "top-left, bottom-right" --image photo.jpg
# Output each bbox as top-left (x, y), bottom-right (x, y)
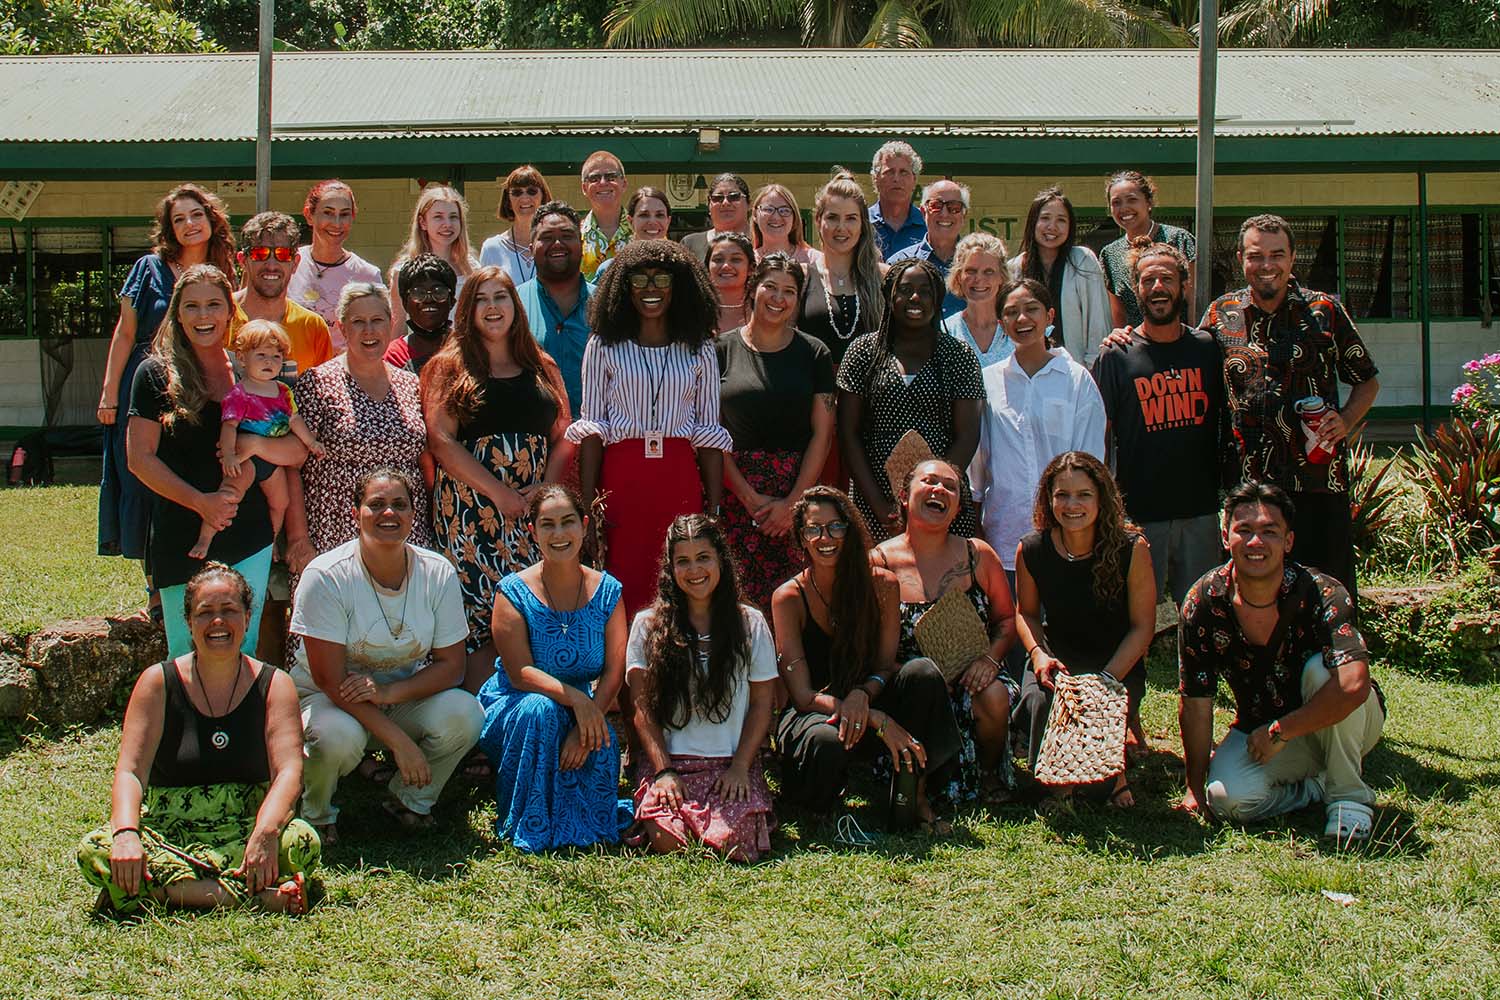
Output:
top-left (601, 437), bottom-right (702, 616)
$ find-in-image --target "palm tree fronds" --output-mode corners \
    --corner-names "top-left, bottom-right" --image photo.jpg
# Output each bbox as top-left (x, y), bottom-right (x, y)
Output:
top-left (1215, 0), bottom-right (1331, 46)
top-left (956, 0), bottom-right (1191, 48)
top-left (860, 0), bottom-right (935, 48)
top-left (605, 0), bottom-right (800, 47)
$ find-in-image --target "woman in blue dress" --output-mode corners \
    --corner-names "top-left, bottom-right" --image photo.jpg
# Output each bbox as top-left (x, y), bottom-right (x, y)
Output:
top-left (97, 185), bottom-right (237, 587)
top-left (477, 483), bottom-right (631, 851)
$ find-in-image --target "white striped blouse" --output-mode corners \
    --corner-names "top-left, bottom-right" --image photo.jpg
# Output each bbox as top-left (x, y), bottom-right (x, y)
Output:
top-left (564, 336), bottom-right (734, 451)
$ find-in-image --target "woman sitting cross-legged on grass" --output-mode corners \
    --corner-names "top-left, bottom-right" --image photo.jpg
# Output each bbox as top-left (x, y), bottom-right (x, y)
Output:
top-left (477, 484), bottom-right (633, 853)
top-left (626, 514), bottom-right (778, 862)
top-left (1014, 451), bottom-right (1156, 809)
top-left (772, 486), bottom-right (961, 832)
top-left (78, 562), bottom-right (319, 915)
top-left (289, 468), bottom-right (484, 844)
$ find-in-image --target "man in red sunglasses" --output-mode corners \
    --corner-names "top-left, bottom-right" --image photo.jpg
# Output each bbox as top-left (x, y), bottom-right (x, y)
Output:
top-left (228, 212), bottom-right (337, 670)
top-left (229, 212), bottom-right (333, 384)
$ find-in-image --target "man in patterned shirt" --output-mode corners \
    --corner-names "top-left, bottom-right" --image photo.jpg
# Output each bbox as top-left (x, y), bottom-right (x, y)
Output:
top-left (1178, 482), bottom-right (1385, 845)
top-left (578, 150), bottom-right (631, 281)
top-left (1198, 214), bottom-right (1380, 603)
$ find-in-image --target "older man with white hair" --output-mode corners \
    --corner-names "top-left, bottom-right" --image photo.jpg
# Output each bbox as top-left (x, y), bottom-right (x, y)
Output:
top-left (889, 179), bottom-right (970, 315)
top-left (868, 140), bottom-right (926, 258)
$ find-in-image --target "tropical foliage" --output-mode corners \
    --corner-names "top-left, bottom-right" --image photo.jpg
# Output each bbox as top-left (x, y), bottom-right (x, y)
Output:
top-left (0, 0), bottom-right (218, 54)
top-left (3, 0), bottom-right (1494, 52)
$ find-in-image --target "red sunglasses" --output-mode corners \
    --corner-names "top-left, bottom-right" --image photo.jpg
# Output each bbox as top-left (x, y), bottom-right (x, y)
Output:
top-left (246, 246), bottom-right (296, 262)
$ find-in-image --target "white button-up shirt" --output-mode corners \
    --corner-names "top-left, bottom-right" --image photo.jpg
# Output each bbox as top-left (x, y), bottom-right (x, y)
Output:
top-left (970, 349), bottom-right (1106, 569)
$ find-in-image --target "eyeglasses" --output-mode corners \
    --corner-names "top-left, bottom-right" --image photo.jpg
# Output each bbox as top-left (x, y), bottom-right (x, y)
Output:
top-left (583, 170), bottom-right (624, 185)
top-left (246, 245), bottom-right (295, 263)
top-left (627, 272), bottom-right (674, 290)
top-left (508, 185), bottom-right (541, 197)
top-left (801, 521), bottom-right (849, 541)
top-left (407, 286), bottom-right (453, 303)
top-left (924, 199), bottom-right (967, 216)
top-left (757, 205), bottom-right (796, 219)
top-left (709, 192), bottom-right (745, 204)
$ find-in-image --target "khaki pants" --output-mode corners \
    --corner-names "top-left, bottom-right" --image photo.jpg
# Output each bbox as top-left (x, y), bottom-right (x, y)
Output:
top-left (299, 687), bottom-right (484, 825)
top-left (1206, 653), bottom-right (1384, 822)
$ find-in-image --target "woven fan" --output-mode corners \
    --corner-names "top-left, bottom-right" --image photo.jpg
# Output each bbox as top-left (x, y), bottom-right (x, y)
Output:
top-left (913, 587), bottom-right (991, 683)
top-left (884, 429), bottom-right (934, 497)
top-left (1033, 671), bottom-right (1129, 786)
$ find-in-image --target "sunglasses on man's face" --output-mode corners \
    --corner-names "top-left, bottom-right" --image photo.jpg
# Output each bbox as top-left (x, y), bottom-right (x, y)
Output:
top-left (584, 171), bottom-right (624, 185)
top-left (627, 272), bottom-right (674, 290)
top-left (925, 199), bottom-right (967, 216)
top-left (709, 192), bottom-right (745, 204)
top-left (246, 245), bottom-right (295, 263)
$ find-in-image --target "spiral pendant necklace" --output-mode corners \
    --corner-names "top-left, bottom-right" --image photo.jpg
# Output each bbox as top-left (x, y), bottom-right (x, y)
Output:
top-left (193, 652), bottom-right (244, 751)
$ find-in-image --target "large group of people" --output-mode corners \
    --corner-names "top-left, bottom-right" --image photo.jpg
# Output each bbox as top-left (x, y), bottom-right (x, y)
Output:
top-left (82, 140), bottom-right (1388, 913)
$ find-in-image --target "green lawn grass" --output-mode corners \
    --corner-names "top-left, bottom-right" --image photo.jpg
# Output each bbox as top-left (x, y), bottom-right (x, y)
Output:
top-left (2, 488), bottom-right (1498, 998)
top-left (0, 485), bottom-right (144, 636)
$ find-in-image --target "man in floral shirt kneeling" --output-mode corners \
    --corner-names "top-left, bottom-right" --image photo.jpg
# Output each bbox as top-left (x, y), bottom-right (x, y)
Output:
top-left (1178, 481), bottom-right (1386, 845)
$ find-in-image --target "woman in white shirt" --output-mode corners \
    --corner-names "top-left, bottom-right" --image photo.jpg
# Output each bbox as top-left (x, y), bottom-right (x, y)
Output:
top-left (289, 467), bottom-right (483, 845)
top-left (970, 280), bottom-right (1106, 587)
top-left (627, 514), bottom-right (777, 862)
top-left (569, 239), bottom-right (733, 617)
top-left (1007, 187), bottom-right (1111, 365)
top-left (478, 165), bottom-right (552, 285)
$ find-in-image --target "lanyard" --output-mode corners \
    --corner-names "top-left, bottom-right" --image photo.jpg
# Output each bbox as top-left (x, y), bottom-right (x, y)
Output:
top-left (644, 343), bottom-right (670, 433)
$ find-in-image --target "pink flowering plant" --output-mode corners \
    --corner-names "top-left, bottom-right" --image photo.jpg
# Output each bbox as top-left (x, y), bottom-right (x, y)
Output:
top-left (1452, 351), bottom-right (1500, 418)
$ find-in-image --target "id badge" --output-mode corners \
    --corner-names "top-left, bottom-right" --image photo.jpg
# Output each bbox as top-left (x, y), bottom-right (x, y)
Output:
top-left (644, 433), bottom-right (664, 459)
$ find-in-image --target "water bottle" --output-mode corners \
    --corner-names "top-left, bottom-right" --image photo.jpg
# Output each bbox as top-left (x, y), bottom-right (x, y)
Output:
top-left (888, 761), bottom-right (923, 831)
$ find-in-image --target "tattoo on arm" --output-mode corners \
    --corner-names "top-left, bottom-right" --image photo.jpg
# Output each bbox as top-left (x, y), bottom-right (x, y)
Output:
top-left (817, 393), bottom-right (835, 412)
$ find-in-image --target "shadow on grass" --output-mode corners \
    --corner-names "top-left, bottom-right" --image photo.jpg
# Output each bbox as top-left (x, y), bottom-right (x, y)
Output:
top-left (313, 779), bottom-right (495, 882)
top-left (1366, 738), bottom-right (1500, 801)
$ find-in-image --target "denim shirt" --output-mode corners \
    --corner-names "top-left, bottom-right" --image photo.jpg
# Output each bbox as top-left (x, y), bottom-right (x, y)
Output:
top-left (516, 277), bottom-right (595, 415)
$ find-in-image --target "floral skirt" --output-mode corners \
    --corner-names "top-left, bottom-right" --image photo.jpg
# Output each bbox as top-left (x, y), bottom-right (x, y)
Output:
top-left (633, 755), bottom-right (775, 863)
top-left (77, 782), bottom-right (321, 913)
top-left (432, 431), bottom-right (547, 652)
top-left (722, 448), bottom-right (805, 612)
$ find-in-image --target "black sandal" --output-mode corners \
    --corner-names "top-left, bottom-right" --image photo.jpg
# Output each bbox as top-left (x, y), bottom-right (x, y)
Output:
top-left (1108, 779), bottom-right (1136, 809)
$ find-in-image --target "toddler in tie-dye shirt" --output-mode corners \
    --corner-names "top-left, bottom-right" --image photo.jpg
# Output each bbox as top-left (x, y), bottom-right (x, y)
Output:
top-left (191, 320), bottom-right (326, 559)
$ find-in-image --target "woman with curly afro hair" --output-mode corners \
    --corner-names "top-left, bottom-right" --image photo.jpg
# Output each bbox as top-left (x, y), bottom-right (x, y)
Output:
top-left (565, 239), bottom-right (733, 617)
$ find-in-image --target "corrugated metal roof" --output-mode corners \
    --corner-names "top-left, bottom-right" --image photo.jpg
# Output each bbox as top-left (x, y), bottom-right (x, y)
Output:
top-left (0, 49), bottom-right (1496, 143)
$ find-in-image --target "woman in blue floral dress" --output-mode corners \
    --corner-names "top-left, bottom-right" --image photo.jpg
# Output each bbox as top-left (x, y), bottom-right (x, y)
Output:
top-left (477, 484), bottom-right (632, 852)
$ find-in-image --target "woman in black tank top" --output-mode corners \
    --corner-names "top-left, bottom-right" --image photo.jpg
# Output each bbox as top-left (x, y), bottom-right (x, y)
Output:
top-left (771, 487), bottom-right (960, 831)
top-left (1015, 452), bottom-right (1156, 809)
top-left (78, 563), bottom-right (319, 915)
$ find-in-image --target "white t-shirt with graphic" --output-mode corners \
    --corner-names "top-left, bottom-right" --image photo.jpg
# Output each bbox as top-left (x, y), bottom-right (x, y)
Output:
top-left (289, 539), bottom-right (468, 694)
top-left (625, 605), bottom-right (777, 759)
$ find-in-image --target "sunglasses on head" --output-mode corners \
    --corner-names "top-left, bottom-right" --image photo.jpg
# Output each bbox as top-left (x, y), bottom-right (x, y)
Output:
top-left (627, 272), bottom-right (674, 290)
top-left (246, 246), bottom-right (295, 263)
top-left (709, 192), bottom-right (745, 204)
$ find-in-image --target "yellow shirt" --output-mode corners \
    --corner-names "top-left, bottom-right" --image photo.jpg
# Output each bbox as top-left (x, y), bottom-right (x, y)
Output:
top-left (227, 299), bottom-right (334, 381)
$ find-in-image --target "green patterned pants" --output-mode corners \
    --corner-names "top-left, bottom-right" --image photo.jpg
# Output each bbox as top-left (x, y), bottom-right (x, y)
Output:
top-left (77, 781), bottom-right (321, 913)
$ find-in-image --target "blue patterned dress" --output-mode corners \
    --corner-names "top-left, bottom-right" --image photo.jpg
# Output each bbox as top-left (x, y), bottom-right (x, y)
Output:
top-left (477, 571), bottom-right (631, 852)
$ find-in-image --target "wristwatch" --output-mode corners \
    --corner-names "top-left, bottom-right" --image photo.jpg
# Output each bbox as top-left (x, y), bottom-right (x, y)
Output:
top-left (1268, 719), bottom-right (1286, 744)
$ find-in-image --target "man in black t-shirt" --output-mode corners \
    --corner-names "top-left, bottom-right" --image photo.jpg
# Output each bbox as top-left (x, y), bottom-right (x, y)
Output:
top-left (1177, 483), bottom-right (1385, 845)
top-left (1094, 241), bottom-right (1224, 607)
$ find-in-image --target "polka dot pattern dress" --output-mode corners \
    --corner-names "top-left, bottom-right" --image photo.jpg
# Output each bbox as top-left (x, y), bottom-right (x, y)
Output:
top-left (835, 332), bottom-right (985, 539)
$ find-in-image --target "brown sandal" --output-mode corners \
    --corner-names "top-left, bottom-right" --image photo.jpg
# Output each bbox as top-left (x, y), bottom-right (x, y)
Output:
top-left (382, 797), bottom-right (437, 831)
